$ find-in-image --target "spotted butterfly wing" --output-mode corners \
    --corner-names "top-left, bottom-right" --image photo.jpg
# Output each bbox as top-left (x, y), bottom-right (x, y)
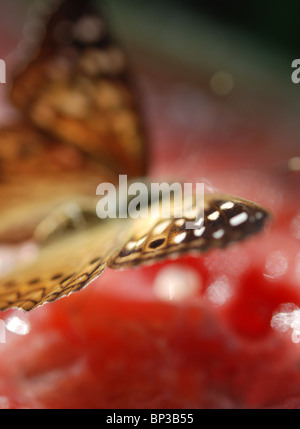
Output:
top-left (0, 192), bottom-right (269, 311)
top-left (10, 0), bottom-right (146, 178)
top-left (108, 193), bottom-right (270, 269)
top-left (0, 0), bottom-right (270, 311)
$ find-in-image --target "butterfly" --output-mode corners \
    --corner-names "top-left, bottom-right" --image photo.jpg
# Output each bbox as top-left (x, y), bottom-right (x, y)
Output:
top-left (0, 0), bottom-right (270, 311)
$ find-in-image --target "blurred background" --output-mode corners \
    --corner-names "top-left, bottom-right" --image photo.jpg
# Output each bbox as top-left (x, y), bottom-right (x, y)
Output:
top-left (2, 0), bottom-right (299, 78)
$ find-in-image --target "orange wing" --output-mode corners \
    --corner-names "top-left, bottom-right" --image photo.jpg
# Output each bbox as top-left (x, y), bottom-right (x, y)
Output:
top-left (10, 0), bottom-right (147, 178)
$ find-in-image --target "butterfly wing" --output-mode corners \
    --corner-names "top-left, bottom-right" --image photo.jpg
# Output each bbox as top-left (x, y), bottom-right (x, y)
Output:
top-left (10, 0), bottom-right (147, 178)
top-left (0, 125), bottom-right (117, 243)
top-left (108, 193), bottom-right (270, 268)
top-left (0, 0), bottom-right (149, 311)
top-left (0, 215), bottom-right (131, 311)
top-left (0, 192), bottom-right (269, 311)
top-left (2, 0), bottom-right (147, 243)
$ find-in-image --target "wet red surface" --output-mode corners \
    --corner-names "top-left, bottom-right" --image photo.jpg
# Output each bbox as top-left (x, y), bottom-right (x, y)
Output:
top-left (0, 2), bottom-right (300, 410)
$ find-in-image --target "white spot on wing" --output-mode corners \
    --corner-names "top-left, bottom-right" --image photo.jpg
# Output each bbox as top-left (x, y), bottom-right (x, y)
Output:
top-left (173, 232), bottom-right (187, 244)
top-left (229, 212), bottom-right (248, 226)
top-left (175, 219), bottom-right (185, 227)
top-left (212, 229), bottom-right (225, 239)
top-left (194, 216), bottom-right (204, 228)
top-left (220, 201), bottom-right (234, 210)
top-left (194, 226), bottom-right (205, 237)
top-left (207, 211), bottom-right (220, 221)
